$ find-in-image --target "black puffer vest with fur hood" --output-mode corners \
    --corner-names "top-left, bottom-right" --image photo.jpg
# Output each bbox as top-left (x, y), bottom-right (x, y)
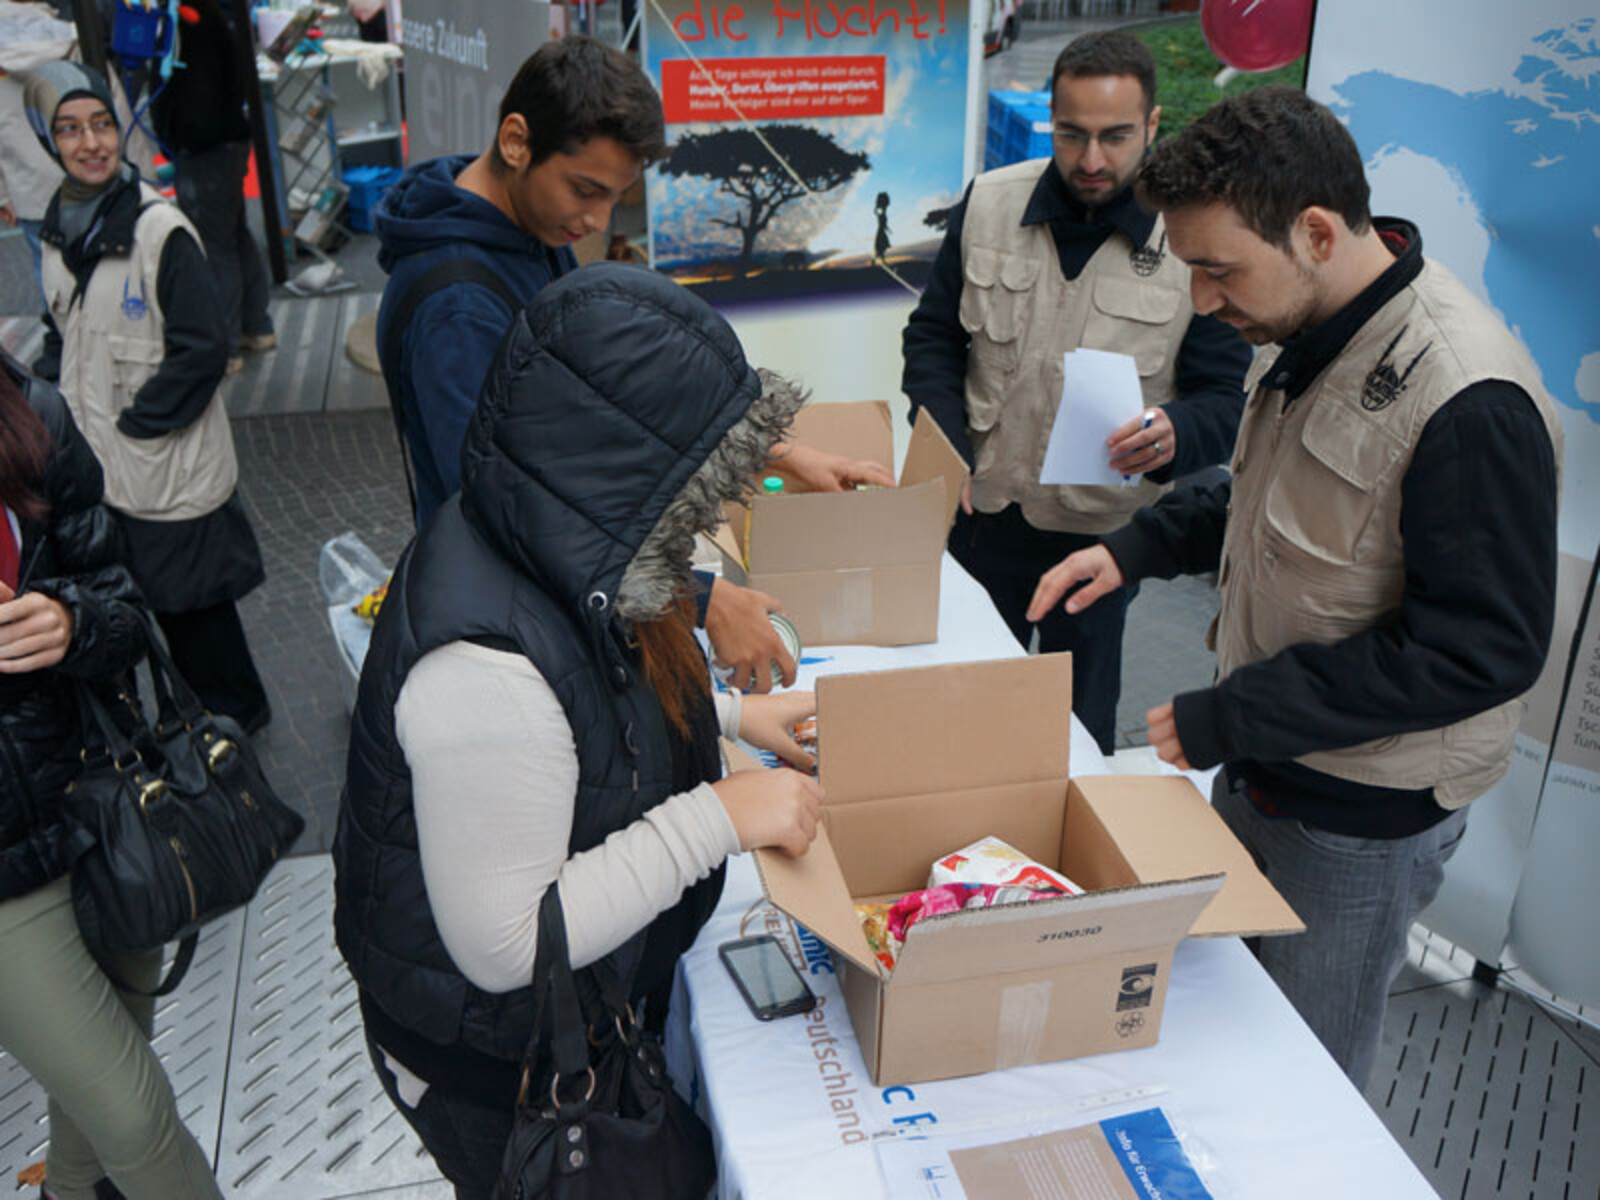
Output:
top-left (334, 265), bottom-right (762, 1063)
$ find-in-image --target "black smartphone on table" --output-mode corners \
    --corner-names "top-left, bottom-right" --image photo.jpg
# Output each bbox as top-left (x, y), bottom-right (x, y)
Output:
top-left (718, 935), bottom-right (816, 1021)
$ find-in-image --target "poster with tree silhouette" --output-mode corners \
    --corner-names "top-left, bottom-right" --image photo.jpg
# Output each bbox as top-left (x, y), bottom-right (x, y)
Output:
top-left (643, 0), bottom-right (974, 304)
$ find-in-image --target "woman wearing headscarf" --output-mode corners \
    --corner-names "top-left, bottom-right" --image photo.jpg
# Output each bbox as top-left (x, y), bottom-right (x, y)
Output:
top-left (0, 351), bottom-right (223, 1199)
top-left (23, 61), bottom-right (270, 733)
top-left (336, 264), bottom-right (824, 1198)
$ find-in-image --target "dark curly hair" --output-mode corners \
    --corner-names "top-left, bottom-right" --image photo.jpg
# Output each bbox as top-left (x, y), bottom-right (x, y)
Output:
top-left (1050, 30), bottom-right (1157, 113)
top-left (495, 36), bottom-right (666, 170)
top-left (1137, 87), bottom-right (1371, 249)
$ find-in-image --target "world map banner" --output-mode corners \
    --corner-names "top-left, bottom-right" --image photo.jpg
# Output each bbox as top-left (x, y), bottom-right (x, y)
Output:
top-left (1307, 3), bottom-right (1597, 562)
top-left (1307, 2), bottom-right (1599, 1001)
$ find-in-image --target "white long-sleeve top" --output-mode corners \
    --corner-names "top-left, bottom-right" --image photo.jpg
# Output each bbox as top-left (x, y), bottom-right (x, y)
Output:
top-left (394, 640), bottom-right (742, 994)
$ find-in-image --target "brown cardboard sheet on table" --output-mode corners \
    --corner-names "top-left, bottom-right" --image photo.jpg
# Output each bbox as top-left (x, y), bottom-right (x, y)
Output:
top-left (748, 653), bottom-right (1301, 1084)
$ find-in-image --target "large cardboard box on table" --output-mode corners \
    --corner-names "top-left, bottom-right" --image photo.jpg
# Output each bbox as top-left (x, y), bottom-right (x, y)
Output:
top-left (751, 654), bottom-right (1303, 1086)
top-left (713, 403), bottom-right (969, 647)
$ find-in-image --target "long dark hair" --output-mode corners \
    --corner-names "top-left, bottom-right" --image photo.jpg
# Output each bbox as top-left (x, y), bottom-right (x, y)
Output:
top-left (635, 594), bottom-right (712, 738)
top-left (0, 369), bottom-right (49, 522)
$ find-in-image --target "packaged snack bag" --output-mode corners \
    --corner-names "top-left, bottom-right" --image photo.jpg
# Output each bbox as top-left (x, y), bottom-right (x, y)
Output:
top-left (352, 579), bottom-right (390, 622)
top-left (855, 902), bottom-right (897, 971)
top-left (929, 836), bottom-right (1082, 895)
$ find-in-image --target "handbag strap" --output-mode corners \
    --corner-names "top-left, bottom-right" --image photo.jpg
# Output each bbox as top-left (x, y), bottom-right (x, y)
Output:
top-left (98, 932), bottom-right (199, 998)
top-left (137, 612), bottom-right (208, 729)
top-left (536, 888), bottom-right (593, 1090)
top-left (73, 679), bottom-right (143, 768)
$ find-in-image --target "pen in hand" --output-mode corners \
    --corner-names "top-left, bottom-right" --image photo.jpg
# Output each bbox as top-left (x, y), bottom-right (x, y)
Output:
top-left (1122, 410), bottom-right (1155, 483)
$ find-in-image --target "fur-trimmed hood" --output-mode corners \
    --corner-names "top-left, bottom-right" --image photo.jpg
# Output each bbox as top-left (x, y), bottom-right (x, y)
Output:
top-left (459, 263), bottom-right (800, 625)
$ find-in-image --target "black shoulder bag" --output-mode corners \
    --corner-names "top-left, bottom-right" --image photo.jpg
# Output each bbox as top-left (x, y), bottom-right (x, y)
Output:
top-left (494, 888), bottom-right (717, 1200)
top-left (65, 616), bottom-right (305, 995)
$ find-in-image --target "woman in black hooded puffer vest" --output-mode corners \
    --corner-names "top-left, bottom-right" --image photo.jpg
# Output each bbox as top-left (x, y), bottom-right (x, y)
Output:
top-left (335, 264), bottom-right (825, 1197)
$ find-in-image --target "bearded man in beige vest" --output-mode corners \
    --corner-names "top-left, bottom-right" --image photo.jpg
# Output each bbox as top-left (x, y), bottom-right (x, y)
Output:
top-left (902, 31), bottom-right (1249, 754)
top-left (1030, 88), bottom-right (1563, 1088)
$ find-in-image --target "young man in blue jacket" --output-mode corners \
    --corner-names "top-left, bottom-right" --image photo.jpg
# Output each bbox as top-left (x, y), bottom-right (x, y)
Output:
top-left (376, 37), bottom-right (888, 689)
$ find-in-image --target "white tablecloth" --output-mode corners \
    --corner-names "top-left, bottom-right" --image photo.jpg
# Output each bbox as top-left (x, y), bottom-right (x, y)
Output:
top-left (667, 554), bottom-right (1435, 1199)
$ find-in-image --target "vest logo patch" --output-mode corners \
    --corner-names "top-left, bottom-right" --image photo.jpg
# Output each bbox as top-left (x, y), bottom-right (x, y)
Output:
top-left (121, 276), bottom-right (148, 321)
top-left (1361, 327), bottom-right (1431, 412)
top-left (1129, 232), bottom-right (1166, 277)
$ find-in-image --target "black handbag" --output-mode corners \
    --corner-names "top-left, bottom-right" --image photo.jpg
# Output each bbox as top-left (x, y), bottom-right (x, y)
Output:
top-left (64, 617), bottom-right (304, 995)
top-left (494, 888), bottom-right (718, 1200)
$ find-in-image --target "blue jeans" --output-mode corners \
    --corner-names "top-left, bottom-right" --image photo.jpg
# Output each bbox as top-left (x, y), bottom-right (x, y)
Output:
top-left (1212, 771), bottom-right (1468, 1089)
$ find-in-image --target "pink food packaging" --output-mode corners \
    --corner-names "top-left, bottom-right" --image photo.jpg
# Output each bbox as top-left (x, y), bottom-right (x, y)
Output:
top-left (929, 835), bottom-right (1083, 895)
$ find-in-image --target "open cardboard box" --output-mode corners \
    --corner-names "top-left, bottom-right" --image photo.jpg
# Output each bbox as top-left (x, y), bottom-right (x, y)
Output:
top-left (711, 403), bottom-right (969, 647)
top-left (748, 654), bottom-right (1304, 1086)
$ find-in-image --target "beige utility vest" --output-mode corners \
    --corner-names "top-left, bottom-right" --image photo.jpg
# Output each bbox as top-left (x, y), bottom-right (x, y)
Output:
top-left (1214, 259), bottom-right (1563, 808)
top-left (959, 159), bottom-right (1193, 534)
top-left (42, 183), bottom-right (238, 521)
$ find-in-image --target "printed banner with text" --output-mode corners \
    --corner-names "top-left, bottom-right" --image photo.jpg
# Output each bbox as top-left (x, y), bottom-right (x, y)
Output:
top-left (643, 0), bottom-right (972, 303)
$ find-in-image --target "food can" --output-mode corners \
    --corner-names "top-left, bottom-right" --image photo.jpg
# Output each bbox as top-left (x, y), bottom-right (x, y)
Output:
top-left (714, 611), bottom-right (803, 690)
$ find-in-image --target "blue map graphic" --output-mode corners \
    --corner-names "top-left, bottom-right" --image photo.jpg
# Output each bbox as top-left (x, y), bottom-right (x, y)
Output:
top-left (1330, 18), bottom-right (1598, 423)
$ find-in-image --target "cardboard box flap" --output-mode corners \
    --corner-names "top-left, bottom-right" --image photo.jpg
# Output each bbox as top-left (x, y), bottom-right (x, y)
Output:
top-left (1070, 777), bottom-right (1304, 937)
top-left (887, 874), bottom-right (1226, 987)
top-left (784, 400), bottom-right (894, 476)
top-left (899, 408), bottom-right (970, 530)
top-left (747, 483), bottom-right (947, 574)
top-left (754, 827), bottom-right (881, 977)
top-left (709, 521), bottom-right (744, 568)
top-left (817, 656), bottom-right (1073, 804)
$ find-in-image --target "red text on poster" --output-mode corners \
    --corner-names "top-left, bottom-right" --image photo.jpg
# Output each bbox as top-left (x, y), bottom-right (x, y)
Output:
top-left (661, 56), bottom-right (887, 122)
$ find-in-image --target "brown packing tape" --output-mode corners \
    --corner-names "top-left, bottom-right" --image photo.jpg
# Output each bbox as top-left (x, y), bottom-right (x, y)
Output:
top-left (821, 568), bottom-right (874, 642)
top-left (994, 979), bottom-right (1053, 1071)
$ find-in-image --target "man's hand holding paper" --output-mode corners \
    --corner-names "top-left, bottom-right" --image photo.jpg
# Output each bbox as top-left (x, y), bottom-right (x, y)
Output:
top-left (1108, 404), bottom-right (1174, 474)
top-left (1040, 348), bottom-right (1161, 487)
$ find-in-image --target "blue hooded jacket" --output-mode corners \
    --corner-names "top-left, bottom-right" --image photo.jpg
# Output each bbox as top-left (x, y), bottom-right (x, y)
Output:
top-left (374, 155), bottom-right (576, 529)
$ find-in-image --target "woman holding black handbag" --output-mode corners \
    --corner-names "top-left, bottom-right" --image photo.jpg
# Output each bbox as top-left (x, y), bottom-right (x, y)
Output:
top-left (335, 265), bottom-right (825, 1199)
top-left (0, 355), bottom-right (222, 1200)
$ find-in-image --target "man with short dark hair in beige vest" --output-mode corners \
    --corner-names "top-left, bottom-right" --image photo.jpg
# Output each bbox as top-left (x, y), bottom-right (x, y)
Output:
top-left (902, 30), bottom-right (1249, 754)
top-left (1030, 87), bottom-right (1562, 1088)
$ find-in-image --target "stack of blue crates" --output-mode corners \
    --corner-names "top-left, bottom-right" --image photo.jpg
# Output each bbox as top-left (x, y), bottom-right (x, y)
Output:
top-left (341, 165), bottom-right (404, 233)
top-left (984, 89), bottom-right (1053, 171)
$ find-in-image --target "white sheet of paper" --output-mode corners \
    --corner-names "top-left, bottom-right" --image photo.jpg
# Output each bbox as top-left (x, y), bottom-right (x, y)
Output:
top-left (1040, 348), bottom-right (1146, 487)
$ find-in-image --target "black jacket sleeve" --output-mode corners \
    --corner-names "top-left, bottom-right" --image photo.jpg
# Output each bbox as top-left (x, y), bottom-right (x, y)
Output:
top-left (1100, 477), bottom-right (1232, 584)
top-left (1172, 381), bottom-right (1559, 771)
top-left (901, 185), bottom-right (976, 468)
top-left (1148, 315), bottom-right (1251, 483)
top-left (116, 229), bottom-right (230, 439)
top-left (28, 389), bottom-right (148, 681)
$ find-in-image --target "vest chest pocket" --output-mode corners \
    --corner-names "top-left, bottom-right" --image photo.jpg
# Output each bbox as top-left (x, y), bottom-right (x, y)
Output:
top-left (959, 246), bottom-right (1038, 370)
top-left (1253, 519), bottom-right (1403, 644)
top-left (1081, 275), bottom-right (1182, 376)
top-left (107, 333), bottom-right (165, 400)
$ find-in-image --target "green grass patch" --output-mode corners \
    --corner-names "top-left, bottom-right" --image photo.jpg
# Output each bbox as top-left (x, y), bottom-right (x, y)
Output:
top-left (1134, 17), bottom-right (1306, 140)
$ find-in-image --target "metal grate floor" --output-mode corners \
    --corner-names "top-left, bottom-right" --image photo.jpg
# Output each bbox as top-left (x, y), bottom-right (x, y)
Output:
top-left (1, 858), bottom-right (448, 1199)
top-left (1367, 928), bottom-right (1600, 1200)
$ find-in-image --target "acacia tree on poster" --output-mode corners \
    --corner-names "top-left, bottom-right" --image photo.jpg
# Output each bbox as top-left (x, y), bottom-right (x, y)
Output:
top-left (661, 124), bottom-right (871, 266)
